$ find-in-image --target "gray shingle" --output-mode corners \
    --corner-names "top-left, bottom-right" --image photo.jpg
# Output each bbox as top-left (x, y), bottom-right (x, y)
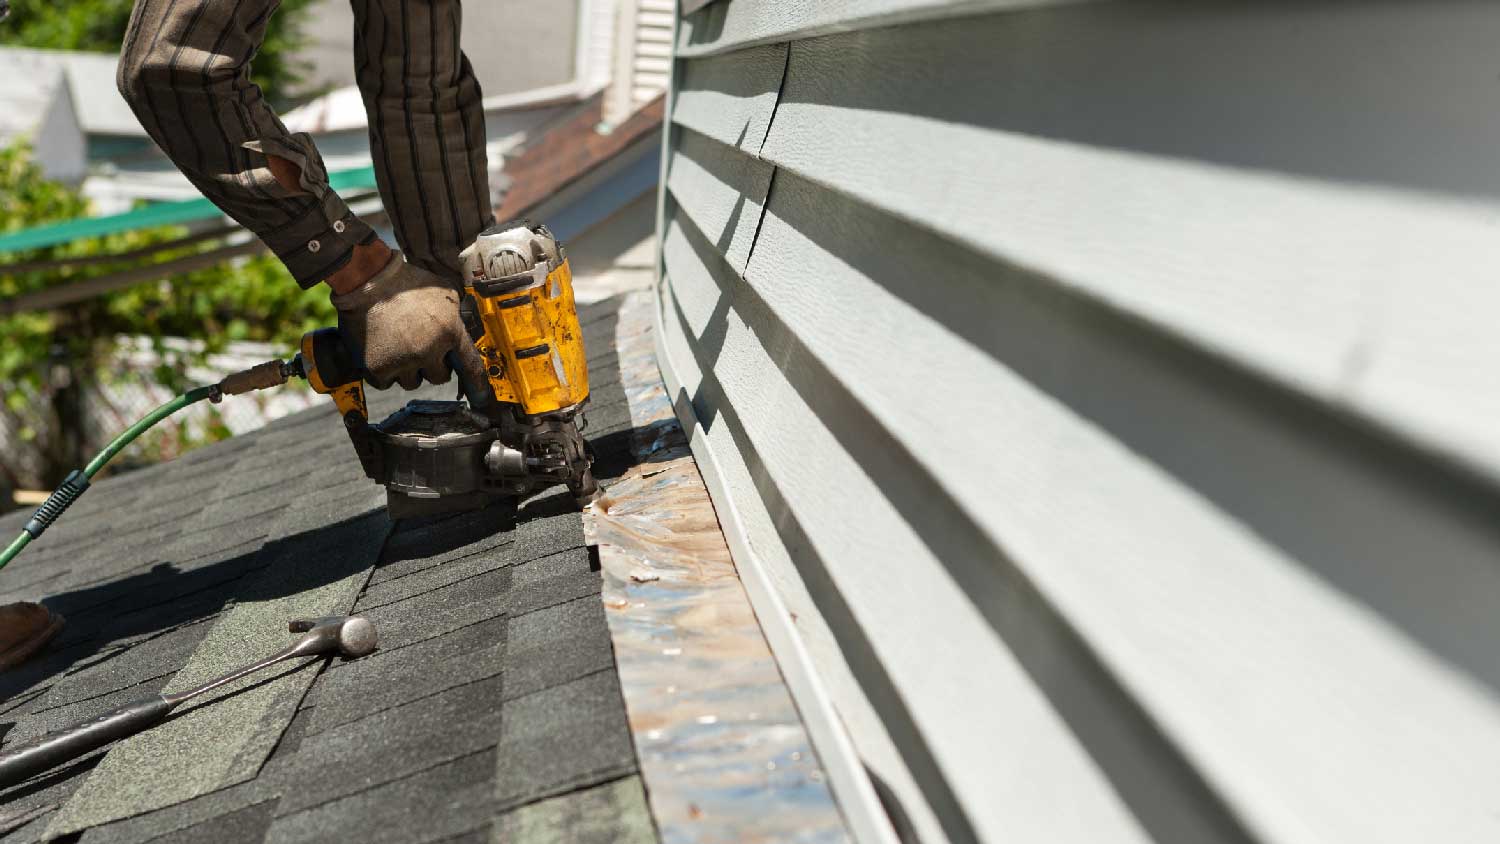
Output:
top-left (361, 567), bottom-right (513, 652)
top-left (368, 529), bottom-right (513, 586)
top-left (43, 499), bottom-right (390, 837)
top-left (492, 670), bottom-right (637, 811)
top-left (0, 744), bottom-right (111, 843)
top-left (306, 614), bottom-right (508, 735)
top-left (44, 563), bottom-right (240, 643)
top-left (355, 539), bottom-right (517, 612)
top-left (508, 548), bottom-right (591, 587)
top-left (499, 597), bottom-right (616, 703)
top-left (381, 502), bottom-right (517, 561)
top-left (0, 804), bottom-right (53, 838)
top-left (73, 771), bottom-right (281, 844)
top-left (0, 686), bottom-right (47, 720)
top-left (493, 775), bottom-right (656, 844)
top-left (147, 800), bottom-right (278, 844)
top-left (266, 749), bottom-right (499, 844)
top-left (511, 498), bottom-right (588, 560)
top-left (498, 568), bottom-right (600, 619)
top-left (267, 703), bottom-right (318, 763)
top-left (10, 672), bottom-right (173, 749)
top-left (26, 618), bottom-right (213, 715)
top-left (273, 674), bottom-right (506, 815)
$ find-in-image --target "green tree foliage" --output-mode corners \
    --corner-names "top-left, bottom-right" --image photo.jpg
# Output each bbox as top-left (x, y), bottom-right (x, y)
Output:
top-left (0, 1), bottom-right (326, 488)
top-left (0, 0), bottom-right (316, 103)
top-left (0, 141), bottom-right (334, 484)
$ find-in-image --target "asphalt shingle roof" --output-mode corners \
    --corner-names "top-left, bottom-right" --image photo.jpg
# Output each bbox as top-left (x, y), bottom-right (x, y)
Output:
top-left (0, 296), bottom-right (651, 843)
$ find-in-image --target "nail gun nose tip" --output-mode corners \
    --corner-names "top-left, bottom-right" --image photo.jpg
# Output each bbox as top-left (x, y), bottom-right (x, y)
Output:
top-left (338, 617), bottom-right (378, 657)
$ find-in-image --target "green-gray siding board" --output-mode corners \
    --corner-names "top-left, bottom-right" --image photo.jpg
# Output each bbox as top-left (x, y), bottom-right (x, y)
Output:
top-left (658, 2), bottom-right (1500, 843)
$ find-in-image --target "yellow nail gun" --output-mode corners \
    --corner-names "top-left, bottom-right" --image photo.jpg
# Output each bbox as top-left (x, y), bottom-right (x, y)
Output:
top-left (293, 220), bottom-right (598, 517)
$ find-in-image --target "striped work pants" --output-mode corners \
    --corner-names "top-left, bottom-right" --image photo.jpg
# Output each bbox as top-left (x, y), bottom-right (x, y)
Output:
top-left (117, 0), bottom-right (493, 287)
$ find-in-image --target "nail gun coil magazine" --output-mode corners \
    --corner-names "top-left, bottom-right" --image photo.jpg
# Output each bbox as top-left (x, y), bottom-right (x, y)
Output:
top-left (373, 400), bottom-right (497, 506)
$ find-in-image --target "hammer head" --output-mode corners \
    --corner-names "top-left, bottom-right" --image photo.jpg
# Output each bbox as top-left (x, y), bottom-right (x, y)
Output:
top-left (286, 615), bottom-right (378, 659)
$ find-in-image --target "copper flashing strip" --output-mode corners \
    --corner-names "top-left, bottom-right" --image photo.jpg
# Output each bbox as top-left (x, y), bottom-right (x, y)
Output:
top-left (649, 289), bottom-right (906, 844)
top-left (585, 292), bottom-right (850, 843)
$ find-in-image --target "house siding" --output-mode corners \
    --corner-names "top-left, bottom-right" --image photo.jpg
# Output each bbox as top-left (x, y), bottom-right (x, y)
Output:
top-left (656, 2), bottom-right (1500, 842)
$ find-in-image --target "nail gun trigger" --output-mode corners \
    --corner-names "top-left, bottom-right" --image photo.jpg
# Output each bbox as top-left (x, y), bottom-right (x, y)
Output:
top-left (459, 293), bottom-right (484, 342)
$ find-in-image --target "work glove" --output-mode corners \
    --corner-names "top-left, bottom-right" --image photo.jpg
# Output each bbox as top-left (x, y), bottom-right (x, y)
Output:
top-left (331, 252), bottom-right (488, 392)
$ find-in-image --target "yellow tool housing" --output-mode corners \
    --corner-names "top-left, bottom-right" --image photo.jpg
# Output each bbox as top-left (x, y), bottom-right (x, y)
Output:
top-left (467, 256), bottom-right (589, 416)
top-left (296, 221), bottom-right (599, 514)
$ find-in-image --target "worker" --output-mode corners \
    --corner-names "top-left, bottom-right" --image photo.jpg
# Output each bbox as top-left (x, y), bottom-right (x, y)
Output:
top-left (0, 0), bottom-right (491, 668)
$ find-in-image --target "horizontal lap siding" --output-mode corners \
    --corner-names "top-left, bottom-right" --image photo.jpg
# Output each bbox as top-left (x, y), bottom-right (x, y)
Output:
top-left (676, 0), bottom-right (1084, 57)
top-left (659, 2), bottom-right (1500, 843)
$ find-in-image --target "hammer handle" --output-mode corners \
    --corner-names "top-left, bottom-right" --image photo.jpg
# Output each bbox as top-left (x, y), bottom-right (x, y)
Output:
top-left (0, 695), bottom-right (172, 788)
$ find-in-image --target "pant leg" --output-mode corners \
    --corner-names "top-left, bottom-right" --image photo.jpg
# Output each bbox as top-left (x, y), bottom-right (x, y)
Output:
top-left (117, 0), bottom-right (376, 288)
top-left (351, 0), bottom-right (493, 283)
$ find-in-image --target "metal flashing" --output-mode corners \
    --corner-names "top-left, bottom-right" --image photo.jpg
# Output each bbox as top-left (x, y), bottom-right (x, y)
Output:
top-left (650, 287), bottom-right (904, 844)
top-left (585, 292), bottom-right (851, 843)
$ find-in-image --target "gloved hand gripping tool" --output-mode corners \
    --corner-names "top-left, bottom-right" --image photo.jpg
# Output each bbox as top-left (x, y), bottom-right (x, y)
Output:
top-left (295, 221), bottom-right (598, 516)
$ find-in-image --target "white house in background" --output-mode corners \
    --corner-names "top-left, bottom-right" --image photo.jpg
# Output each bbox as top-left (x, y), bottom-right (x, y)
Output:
top-left (0, 48), bottom-right (145, 185)
top-left (0, 47), bottom-right (195, 212)
top-left (301, 0), bottom-right (610, 101)
top-left (602, 0), bottom-right (673, 127)
top-left (286, 0), bottom-right (668, 205)
top-left (0, 2), bottom-right (667, 217)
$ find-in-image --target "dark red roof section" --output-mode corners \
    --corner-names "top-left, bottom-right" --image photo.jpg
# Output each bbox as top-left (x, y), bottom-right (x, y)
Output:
top-left (494, 93), bottom-right (666, 223)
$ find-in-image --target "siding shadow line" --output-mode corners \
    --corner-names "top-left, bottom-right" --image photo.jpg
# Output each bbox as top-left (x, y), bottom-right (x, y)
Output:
top-left (762, 163), bottom-right (1500, 703)
top-left (666, 211), bottom-right (1258, 844)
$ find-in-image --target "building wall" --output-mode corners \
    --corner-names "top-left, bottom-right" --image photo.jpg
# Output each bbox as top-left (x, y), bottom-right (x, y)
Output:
top-left (655, 2), bottom-right (1500, 842)
top-left (31, 80), bottom-right (87, 183)
top-left (300, 0), bottom-right (581, 98)
top-left (604, 0), bottom-right (674, 125)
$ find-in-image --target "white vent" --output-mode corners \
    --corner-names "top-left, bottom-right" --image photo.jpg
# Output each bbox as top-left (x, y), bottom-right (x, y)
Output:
top-left (604, 0), bottom-right (673, 126)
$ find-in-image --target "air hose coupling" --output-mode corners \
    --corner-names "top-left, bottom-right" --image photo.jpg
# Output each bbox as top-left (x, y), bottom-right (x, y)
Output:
top-left (22, 470), bottom-right (89, 540)
top-left (213, 359), bottom-right (300, 402)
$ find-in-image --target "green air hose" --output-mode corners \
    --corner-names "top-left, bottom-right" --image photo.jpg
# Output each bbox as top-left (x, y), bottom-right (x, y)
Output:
top-left (0, 384), bottom-right (219, 572)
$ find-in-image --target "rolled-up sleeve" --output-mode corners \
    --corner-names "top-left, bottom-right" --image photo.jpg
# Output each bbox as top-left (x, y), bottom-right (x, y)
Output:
top-left (117, 0), bottom-right (371, 288)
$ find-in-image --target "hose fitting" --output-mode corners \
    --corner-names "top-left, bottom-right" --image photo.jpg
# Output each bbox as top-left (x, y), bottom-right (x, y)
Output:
top-left (22, 470), bottom-right (89, 539)
top-left (216, 359), bottom-right (297, 399)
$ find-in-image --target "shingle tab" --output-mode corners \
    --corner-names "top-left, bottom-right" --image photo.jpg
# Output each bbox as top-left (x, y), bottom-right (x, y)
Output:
top-left (25, 618), bottom-right (214, 718)
top-left (492, 670), bottom-right (638, 811)
top-left (148, 800), bottom-right (278, 844)
top-left (74, 773), bottom-right (280, 844)
top-left (306, 614), bottom-right (508, 734)
top-left (361, 567), bottom-right (513, 652)
top-left (500, 597), bottom-right (616, 703)
top-left (355, 538), bottom-right (517, 612)
top-left (494, 775), bottom-right (656, 844)
top-left (274, 674), bottom-right (507, 815)
top-left (266, 749), bottom-right (498, 844)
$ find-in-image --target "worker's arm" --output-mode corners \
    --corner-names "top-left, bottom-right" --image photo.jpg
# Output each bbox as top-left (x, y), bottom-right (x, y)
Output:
top-left (116, 0), bottom-right (487, 390)
top-left (116, 2), bottom-right (374, 288)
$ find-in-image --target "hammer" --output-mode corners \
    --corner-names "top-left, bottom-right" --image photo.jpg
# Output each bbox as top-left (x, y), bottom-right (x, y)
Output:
top-left (0, 616), bottom-right (376, 789)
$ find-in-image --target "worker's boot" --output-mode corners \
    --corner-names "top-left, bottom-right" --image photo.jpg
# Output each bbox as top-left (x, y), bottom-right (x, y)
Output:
top-left (0, 602), bottom-right (64, 671)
